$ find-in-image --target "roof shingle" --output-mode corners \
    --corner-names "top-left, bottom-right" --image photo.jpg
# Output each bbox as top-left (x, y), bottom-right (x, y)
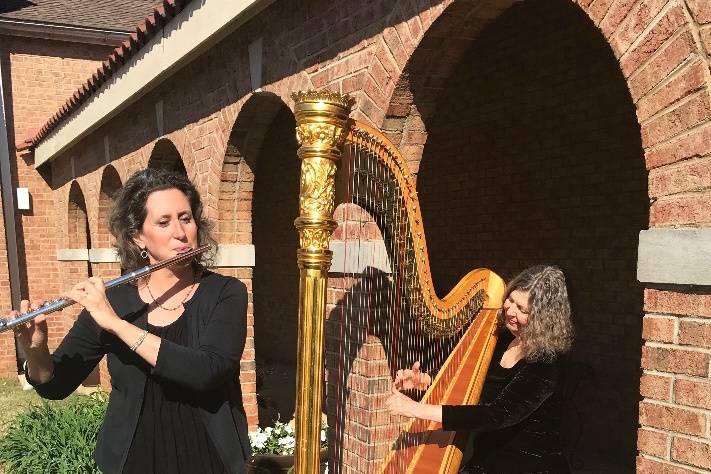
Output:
top-left (0, 0), bottom-right (164, 33)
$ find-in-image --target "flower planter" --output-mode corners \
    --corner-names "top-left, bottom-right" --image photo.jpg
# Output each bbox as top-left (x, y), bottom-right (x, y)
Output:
top-left (247, 448), bottom-right (329, 474)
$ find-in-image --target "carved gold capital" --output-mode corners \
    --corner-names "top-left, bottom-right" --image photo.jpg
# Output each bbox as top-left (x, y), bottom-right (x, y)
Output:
top-left (292, 90), bottom-right (354, 234)
top-left (292, 90), bottom-right (354, 158)
top-left (292, 90), bottom-right (356, 112)
top-left (295, 122), bottom-right (348, 149)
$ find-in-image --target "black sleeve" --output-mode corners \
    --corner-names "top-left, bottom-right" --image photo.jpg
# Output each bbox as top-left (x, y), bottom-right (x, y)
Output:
top-left (151, 278), bottom-right (247, 392)
top-left (27, 310), bottom-right (106, 400)
top-left (442, 360), bottom-right (558, 433)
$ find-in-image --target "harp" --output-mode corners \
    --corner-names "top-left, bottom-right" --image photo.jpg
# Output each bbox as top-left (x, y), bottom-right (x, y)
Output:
top-left (291, 91), bottom-right (505, 474)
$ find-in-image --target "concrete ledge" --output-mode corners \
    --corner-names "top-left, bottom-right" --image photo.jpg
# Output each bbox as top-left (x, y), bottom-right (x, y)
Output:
top-left (329, 241), bottom-right (391, 275)
top-left (638, 228), bottom-right (711, 285)
top-left (214, 244), bottom-right (255, 267)
top-left (89, 248), bottom-right (120, 263)
top-left (57, 248), bottom-right (89, 261)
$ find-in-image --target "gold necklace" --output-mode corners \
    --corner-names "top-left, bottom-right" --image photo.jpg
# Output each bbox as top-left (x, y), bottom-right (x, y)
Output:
top-left (146, 274), bottom-right (197, 311)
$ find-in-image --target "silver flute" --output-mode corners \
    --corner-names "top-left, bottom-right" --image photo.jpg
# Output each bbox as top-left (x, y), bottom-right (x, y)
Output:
top-left (0, 245), bottom-right (210, 333)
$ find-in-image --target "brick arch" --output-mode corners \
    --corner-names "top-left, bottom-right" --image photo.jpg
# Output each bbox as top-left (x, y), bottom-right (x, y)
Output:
top-left (147, 138), bottom-right (188, 175)
top-left (366, 0), bottom-right (711, 171)
top-left (96, 165), bottom-right (122, 249)
top-left (93, 165), bottom-right (123, 279)
top-left (218, 92), bottom-right (289, 246)
top-left (215, 92), bottom-right (297, 430)
top-left (67, 180), bottom-right (91, 251)
top-left (55, 180), bottom-right (93, 349)
top-left (360, 0), bottom-right (711, 472)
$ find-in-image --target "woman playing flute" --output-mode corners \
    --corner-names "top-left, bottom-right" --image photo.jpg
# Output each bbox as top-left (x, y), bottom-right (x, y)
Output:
top-left (13, 168), bottom-right (250, 474)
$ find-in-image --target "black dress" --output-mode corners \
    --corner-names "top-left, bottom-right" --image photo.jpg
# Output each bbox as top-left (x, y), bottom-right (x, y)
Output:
top-left (28, 272), bottom-right (251, 474)
top-left (123, 314), bottom-right (226, 474)
top-left (442, 331), bottom-right (570, 474)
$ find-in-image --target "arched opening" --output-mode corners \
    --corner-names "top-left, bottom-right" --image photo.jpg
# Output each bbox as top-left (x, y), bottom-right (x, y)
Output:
top-left (95, 165), bottom-right (122, 277)
top-left (251, 103), bottom-right (300, 427)
top-left (147, 139), bottom-right (187, 175)
top-left (385, 0), bottom-right (648, 469)
top-left (67, 181), bottom-right (91, 272)
top-left (95, 166), bottom-right (123, 390)
top-left (58, 181), bottom-right (94, 370)
top-left (219, 93), bottom-right (299, 429)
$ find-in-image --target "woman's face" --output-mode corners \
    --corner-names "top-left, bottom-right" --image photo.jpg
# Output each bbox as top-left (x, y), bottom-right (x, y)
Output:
top-left (503, 289), bottom-right (530, 337)
top-left (133, 188), bottom-right (198, 264)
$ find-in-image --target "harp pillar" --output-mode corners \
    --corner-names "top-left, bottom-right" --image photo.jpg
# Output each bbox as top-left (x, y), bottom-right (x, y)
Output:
top-left (291, 91), bottom-right (354, 474)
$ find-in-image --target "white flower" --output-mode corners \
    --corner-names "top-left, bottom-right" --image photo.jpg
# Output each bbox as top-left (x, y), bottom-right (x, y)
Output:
top-left (250, 431), bottom-right (269, 450)
top-left (250, 421), bottom-right (326, 455)
top-left (277, 435), bottom-right (295, 455)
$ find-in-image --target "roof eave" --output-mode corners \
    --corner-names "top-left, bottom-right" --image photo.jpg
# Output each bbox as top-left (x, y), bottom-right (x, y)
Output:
top-left (0, 18), bottom-right (129, 46)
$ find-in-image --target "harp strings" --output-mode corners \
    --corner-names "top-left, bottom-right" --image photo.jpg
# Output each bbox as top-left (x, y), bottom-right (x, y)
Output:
top-left (329, 130), bottom-right (465, 472)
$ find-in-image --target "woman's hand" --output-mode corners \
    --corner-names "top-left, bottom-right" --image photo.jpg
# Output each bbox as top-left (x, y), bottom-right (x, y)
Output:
top-left (13, 300), bottom-right (49, 354)
top-left (394, 361), bottom-right (432, 391)
top-left (385, 385), bottom-right (422, 418)
top-left (386, 385), bottom-right (444, 423)
top-left (64, 277), bottom-right (120, 332)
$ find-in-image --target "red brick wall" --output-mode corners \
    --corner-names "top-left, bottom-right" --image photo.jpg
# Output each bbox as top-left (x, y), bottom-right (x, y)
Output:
top-left (213, 267), bottom-right (258, 429)
top-left (0, 35), bottom-right (112, 377)
top-left (582, 1), bottom-right (711, 471)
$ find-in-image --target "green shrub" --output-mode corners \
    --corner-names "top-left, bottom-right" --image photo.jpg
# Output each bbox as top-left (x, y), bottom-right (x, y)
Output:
top-left (0, 392), bottom-right (107, 474)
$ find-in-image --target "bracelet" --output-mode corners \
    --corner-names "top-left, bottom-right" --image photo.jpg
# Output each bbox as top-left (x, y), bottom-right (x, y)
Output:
top-left (130, 329), bottom-right (148, 351)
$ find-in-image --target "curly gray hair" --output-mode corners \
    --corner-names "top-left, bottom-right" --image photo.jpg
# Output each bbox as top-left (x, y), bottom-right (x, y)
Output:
top-left (499, 265), bottom-right (574, 362)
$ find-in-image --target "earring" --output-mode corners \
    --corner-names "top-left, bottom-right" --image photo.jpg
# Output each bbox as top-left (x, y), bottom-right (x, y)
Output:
top-left (140, 249), bottom-right (148, 259)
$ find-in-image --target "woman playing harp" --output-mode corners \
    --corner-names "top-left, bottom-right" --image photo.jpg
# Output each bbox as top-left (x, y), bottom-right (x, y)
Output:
top-left (13, 169), bottom-right (250, 474)
top-left (386, 265), bottom-right (574, 473)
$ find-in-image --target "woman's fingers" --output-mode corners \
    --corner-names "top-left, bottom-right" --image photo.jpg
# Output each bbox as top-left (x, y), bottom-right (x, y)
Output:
top-left (394, 362), bottom-right (431, 391)
top-left (29, 300), bottom-right (45, 311)
top-left (88, 276), bottom-right (105, 289)
top-left (64, 289), bottom-right (84, 309)
top-left (386, 387), bottom-right (414, 417)
top-left (29, 301), bottom-right (47, 326)
top-left (416, 373), bottom-right (432, 390)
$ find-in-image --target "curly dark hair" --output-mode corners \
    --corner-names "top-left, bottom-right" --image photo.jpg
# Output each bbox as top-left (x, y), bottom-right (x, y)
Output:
top-left (498, 265), bottom-right (574, 362)
top-left (109, 168), bottom-right (216, 271)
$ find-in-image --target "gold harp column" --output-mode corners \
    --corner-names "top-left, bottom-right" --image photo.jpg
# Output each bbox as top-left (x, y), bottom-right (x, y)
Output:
top-left (291, 91), bottom-right (354, 473)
